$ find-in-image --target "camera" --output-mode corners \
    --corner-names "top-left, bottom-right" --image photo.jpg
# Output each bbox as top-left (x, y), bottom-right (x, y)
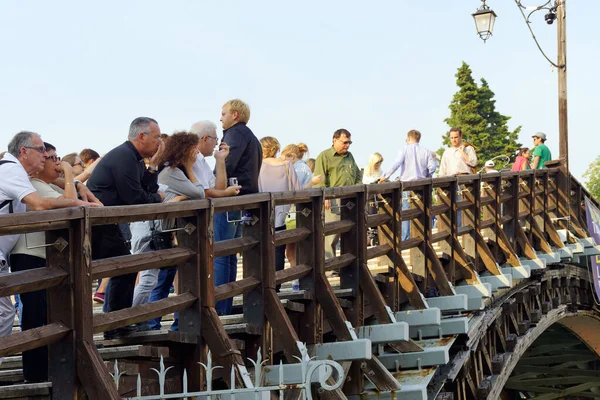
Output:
top-left (545, 10), bottom-right (556, 25)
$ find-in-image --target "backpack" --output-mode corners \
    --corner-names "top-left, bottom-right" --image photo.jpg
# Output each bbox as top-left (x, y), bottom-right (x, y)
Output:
top-left (0, 160), bottom-right (16, 214)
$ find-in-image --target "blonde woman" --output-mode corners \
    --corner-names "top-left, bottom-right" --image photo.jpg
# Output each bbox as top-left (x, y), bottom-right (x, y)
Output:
top-left (363, 152), bottom-right (384, 184)
top-left (259, 137), bottom-right (301, 289)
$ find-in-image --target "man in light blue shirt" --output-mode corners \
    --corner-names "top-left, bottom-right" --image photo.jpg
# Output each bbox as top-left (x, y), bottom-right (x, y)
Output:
top-left (380, 130), bottom-right (437, 240)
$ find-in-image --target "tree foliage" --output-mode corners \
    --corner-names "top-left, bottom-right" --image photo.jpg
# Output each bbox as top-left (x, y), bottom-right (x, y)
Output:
top-left (584, 155), bottom-right (600, 201)
top-left (439, 62), bottom-right (522, 169)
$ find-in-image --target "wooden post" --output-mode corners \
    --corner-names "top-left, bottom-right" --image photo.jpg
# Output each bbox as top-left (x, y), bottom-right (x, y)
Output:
top-left (557, 0), bottom-right (570, 231)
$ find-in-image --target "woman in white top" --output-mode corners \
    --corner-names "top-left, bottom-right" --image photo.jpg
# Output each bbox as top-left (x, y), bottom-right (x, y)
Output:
top-left (362, 152), bottom-right (384, 184)
top-left (10, 143), bottom-right (83, 382)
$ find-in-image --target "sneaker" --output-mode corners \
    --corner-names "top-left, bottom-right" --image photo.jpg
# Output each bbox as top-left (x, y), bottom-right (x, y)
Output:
top-left (93, 292), bottom-right (105, 304)
top-left (104, 324), bottom-right (138, 340)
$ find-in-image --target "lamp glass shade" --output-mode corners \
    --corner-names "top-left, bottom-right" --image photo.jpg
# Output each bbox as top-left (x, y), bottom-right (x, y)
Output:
top-left (472, 8), bottom-right (497, 41)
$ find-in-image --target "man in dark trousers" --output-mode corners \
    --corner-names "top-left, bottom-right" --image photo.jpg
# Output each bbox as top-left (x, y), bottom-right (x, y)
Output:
top-left (87, 117), bottom-right (165, 339)
top-left (214, 99), bottom-right (262, 315)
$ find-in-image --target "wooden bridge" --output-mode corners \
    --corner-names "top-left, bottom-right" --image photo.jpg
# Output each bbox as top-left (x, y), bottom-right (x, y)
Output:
top-left (1, 165), bottom-right (599, 399)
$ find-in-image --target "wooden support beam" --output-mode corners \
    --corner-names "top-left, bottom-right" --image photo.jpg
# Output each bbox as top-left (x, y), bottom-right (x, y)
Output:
top-left (323, 219), bottom-right (355, 236)
top-left (515, 222), bottom-right (537, 260)
top-left (213, 236), bottom-right (259, 258)
top-left (92, 247), bottom-right (195, 279)
top-left (264, 288), bottom-right (301, 362)
top-left (544, 212), bottom-right (565, 249)
top-left (275, 263), bottom-right (313, 286)
top-left (0, 265), bottom-right (68, 298)
top-left (530, 217), bottom-right (553, 254)
top-left (76, 340), bottom-right (120, 400)
top-left (496, 226), bottom-right (521, 267)
top-left (274, 227), bottom-right (311, 247)
top-left (426, 243), bottom-right (454, 296)
top-left (0, 322), bottom-right (70, 358)
top-left (93, 292), bottom-right (196, 333)
top-left (473, 230), bottom-right (503, 275)
top-left (214, 277), bottom-right (261, 302)
top-left (451, 236), bottom-right (479, 284)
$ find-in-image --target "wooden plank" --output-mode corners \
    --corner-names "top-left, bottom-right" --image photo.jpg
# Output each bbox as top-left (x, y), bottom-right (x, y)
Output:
top-left (86, 200), bottom-right (207, 222)
top-left (473, 230), bottom-right (503, 275)
top-left (274, 227), bottom-right (311, 246)
top-left (46, 228), bottom-right (76, 399)
top-left (400, 208), bottom-right (422, 221)
top-left (431, 204), bottom-right (450, 216)
top-left (431, 231), bottom-right (450, 243)
top-left (0, 265), bottom-right (68, 297)
top-left (0, 207), bottom-right (84, 228)
top-left (544, 212), bottom-right (565, 249)
top-left (93, 292), bottom-right (196, 333)
top-left (530, 217), bottom-right (553, 254)
top-left (426, 243), bottom-right (454, 296)
top-left (366, 244), bottom-right (392, 260)
top-left (214, 277), bottom-right (261, 302)
top-left (366, 213), bottom-right (391, 228)
top-left (0, 220), bottom-right (71, 236)
top-left (324, 253), bottom-right (356, 272)
top-left (264, 288), bottom-right (301, 362)
top-left (0, 322), bottom-right (70, 358)
top-left (91, 247), bottom-right (195, 279)
top-left (359, 261), bottom-right (392, 324)
top-left (76, 340), bottom-right (120, 400)
top-left (496, 226), bottom-right (521, 267)
top-left (401, 237), bottom-right (423, 250)
top-left (323, 219), bottom-right (355, 236)
top-left (451, 236), bottom-right (479, 284)
top-left (275, 263), bottom-right (313, 286)
top-left (200, 307), bottom-right (248, 388)
top-left (213, 236), bottom-right (259, 258)
top-left (515, 222), bottom-right (537, 260)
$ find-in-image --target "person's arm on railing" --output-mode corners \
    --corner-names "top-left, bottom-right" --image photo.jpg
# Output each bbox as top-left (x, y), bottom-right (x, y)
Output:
top-left (380, 148), bottom-right (405, 182)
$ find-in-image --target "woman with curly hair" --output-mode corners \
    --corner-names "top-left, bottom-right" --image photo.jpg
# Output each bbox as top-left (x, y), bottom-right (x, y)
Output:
top-left (132, 132), bottom-right (207, 331)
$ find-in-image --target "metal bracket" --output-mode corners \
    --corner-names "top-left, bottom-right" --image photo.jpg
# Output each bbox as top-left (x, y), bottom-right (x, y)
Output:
top-left (457, 187), bottom-right (471, 195)
top-left (551, 216), bottom-right (570, 223)
top-left (330, 201), bottom-right (355, 211)
top-left (227, 212), bottom-right (258, 226)
top-left (501, 181), bottom-right (512, 189)
top-left (25, 235), bottom-right (68, 253)
top-left (160, 222), bottom-right (196, 235)
top-left (481, 183), bottom-right (493, 191)
top-left (287, 207), bottom-right (312, 218)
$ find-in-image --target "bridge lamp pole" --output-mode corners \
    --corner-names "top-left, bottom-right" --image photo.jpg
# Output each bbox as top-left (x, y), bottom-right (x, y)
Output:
top-left (472, 0), bottom-right (570, 226)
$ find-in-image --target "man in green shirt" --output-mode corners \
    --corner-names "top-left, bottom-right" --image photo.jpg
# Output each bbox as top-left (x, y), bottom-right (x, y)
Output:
top-left (531, 132), bottom-right (552, 169)
top-left (314, 129), bottom-right (362, 260)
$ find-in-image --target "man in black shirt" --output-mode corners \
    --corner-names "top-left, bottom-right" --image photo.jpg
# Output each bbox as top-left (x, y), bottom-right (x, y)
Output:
top-left (87, 117), bottom-right (165, 339)
top-left (213, 99), bottom-right (262, 315)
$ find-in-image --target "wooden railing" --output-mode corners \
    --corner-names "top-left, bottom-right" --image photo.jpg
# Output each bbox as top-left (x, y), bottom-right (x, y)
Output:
top-left (0, 166), bottom-right (595, 399)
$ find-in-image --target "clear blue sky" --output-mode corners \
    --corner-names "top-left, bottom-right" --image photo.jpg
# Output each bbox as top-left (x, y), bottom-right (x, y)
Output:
top-left (1, 1), bottom-right (598, 181)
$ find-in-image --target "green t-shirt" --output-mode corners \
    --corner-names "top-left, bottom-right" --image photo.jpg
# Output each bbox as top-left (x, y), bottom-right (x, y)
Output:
top-left (532, 143), bottom-right (552, 168)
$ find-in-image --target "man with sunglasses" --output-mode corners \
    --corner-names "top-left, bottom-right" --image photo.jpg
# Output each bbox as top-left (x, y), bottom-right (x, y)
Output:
top-left (0, 131), bottom-right (99, 366)
top-left (313, 129), bottom-right (362, 260)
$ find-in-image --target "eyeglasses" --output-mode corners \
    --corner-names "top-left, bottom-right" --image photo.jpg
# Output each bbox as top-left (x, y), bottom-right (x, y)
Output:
top-left (76, 161), bottom-right (84, 167)
top-left (205, 135), bottom-right (219, 141)
top-left (24, 145), bottom-right (47, 153)
top-left (341, 140), bottom-right (352, 145)
top-left (46, 155), bottom-right (60, 162)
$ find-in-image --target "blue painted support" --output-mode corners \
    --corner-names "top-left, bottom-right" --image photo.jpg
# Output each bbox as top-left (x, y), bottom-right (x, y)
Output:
top-left (264, 361), bottom-right (340, 385)
top-left (408, 316), bottom-right (469, 340)
top-left (558, 245), bottom-right (574, 259)
top-left (520, 257), bottom-right (546, 270)
top-left (425, 294), bottom-right (468, 312)
top-left (454, 283), bottom-right (491, 310)
top-left (393, 308), bottom-right (441, 328)
top-left (537, 251), bottom-right (561, 264)
top-left (357, 323), bottom-right (409, 344)
top-left (356, 367), bottom-right (438, 400)
top-left (501, 265), bottom-right (531, 279)
top-left (584, 245), bottom-right (600, 256)
top-left (377, 337), bottom-right (455, 370)
top-left (567, 242), bottom-right (584, 254)
top-left (314, 339), bottom-right (372, 362)
top-left (480, 271), bottom-right (513, 292)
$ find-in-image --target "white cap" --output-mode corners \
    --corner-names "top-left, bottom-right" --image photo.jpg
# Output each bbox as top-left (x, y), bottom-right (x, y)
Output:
top-left (484, 160), bottom-right (495, 168)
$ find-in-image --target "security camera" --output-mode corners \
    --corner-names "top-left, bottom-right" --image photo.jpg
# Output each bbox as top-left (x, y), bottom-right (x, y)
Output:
top-left (545, 11), bottom-right (556, 25)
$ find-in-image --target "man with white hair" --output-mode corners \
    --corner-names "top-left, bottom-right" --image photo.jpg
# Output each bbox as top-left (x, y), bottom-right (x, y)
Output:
top-left (143, 120), bottom-right (241, 331)
top-left (1, 131), bottom-right (99, 364)
top-left (484, 160), bottom-right (498, 173)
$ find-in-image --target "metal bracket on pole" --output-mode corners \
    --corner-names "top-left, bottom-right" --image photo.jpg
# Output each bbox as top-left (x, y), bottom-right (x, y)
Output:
top-left (25, 235), bottom-right (68, 253)
top-left (160, 222), bottom-right (196, 235)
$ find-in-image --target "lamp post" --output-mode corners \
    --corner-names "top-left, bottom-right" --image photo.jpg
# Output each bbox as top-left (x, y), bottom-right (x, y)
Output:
top-left (472, 0), bottom-right (571, 227)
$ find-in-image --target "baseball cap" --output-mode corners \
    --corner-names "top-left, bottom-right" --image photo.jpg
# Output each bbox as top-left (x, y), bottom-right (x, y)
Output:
top-left (532, 132), bottom-right (547, 140)
top-left (484, 160), bottom-right (495, 168)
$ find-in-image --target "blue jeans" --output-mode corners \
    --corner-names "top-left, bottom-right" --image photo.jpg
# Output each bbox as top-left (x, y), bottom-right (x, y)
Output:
top-left (147, 267), bottom-right (178, 331)
top-left (402, 195), bottom-right (410, 242)
top-left (214, 212), bottom-right (242, 315)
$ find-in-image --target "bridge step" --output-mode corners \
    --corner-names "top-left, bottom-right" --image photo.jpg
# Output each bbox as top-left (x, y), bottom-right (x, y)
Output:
top-left (425, 294), bottom-right (468, 312)
top-left (376, 337), bottom-right (455, 370)
top-left (537, 251), bottom-right (561, 264)
top-left (480, 271), bottom-right (513, 292)
top-left (520, 257), bottom-right (546, 270)
top-left (356, 367), bottom-right (438, 400)
top-left (409, 316), bottom-right (470, 340)
top-left (0, 382), bottom-right (51, 399)
top-left (501, 265), bottom-right (531, 279)
top-left (454, 283), bottom-right (491, 311)
top-left (314, 339), bottom-right (372, 361)
top-left (393, 308), bottom-right (440, 328)
top-left (357, 323), bottom-right (409, 344)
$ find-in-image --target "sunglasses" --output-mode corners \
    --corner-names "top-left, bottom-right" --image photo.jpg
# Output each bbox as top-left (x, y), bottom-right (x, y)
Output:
top-left (46, 155), bottom-right (61, 162)
top-left (338, 140), bottom-right (352, 145)
top-left (24, 145), bottom-right (47, 154)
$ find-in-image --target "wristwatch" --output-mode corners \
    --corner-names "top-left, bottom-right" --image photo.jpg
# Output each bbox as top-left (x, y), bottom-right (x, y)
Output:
top-left (147, 165), bottom-right (159, 173)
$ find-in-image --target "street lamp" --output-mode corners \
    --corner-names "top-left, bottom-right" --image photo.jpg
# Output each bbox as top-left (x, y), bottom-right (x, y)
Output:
top-left (472, 0), bottom-right (571, 229)
top-left (472, 0), bottom-right (497, 42)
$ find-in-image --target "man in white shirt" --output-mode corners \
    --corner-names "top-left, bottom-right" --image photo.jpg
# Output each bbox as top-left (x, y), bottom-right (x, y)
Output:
top-left (190, 120), bottom-right (240, 197)
top-left (0, 131), bottom-right (97, 364)
top-left (439, 128), bottom-right (478, 177)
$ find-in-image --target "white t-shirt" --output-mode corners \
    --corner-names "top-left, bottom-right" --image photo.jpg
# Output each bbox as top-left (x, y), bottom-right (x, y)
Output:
top-left (192, 153), bottom-right (216, 191)
top-left (0, 153), bottom-right (36, 262)
top-left (12, 179), bottom-right (63, 259)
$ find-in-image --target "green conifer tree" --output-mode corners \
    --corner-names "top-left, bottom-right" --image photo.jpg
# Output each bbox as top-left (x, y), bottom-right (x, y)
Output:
top-left (439, 62), bottom-right (522, 170)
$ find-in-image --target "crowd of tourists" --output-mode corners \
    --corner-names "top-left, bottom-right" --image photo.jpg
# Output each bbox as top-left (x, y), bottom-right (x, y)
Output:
top-left (0, 98), bottom-right (553, 382)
